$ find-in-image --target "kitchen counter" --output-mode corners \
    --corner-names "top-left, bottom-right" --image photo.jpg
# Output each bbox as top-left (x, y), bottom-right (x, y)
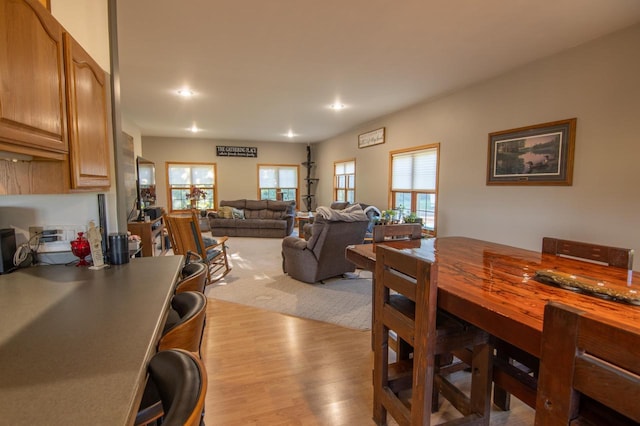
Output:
top-left (0, 255), bottom-right (183, 425)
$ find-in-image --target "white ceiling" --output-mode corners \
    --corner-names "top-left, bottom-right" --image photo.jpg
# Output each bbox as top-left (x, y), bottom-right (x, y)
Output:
top-left (116, 0), bottom-right (640, 144)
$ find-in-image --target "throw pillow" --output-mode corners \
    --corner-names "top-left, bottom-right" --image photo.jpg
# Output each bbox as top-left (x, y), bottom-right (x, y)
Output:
top-left (203, 236), bottom-right (218, 246)
top-left (231, 207), bottom-right (245, 219)
top-left (218, 206), bottom-right (234, 219)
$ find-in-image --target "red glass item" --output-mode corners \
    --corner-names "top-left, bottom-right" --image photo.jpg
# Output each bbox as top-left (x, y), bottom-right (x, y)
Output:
top-left (70, 232), bottom-right (91, 266)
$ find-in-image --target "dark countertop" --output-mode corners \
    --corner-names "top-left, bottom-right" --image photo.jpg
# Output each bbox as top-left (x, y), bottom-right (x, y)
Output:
top-left (0, 255), bottom-right (183, 425)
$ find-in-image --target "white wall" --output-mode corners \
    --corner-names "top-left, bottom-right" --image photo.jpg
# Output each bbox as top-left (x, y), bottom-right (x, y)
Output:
top-left (0, 194), bottom-right (103, 243)
top-left (122, 117), bottom-right (143, 158)
top-left (51, 0), bottom-right (110, 71)
top-left (141, 137), bottom-right (308, 209)
top-left (315, 24), bottom-right (640, 270)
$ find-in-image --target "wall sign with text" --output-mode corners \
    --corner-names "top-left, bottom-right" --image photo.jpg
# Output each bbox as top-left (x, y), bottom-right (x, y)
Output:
top-left (216, 146), bottom-right (258, 157)
top-left (358, 127), bottom-right (385, 148)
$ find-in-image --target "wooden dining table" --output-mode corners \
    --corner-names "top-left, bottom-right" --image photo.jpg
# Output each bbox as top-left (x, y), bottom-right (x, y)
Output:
top-left (0, 255), bottom-right (183, 425)
top-left (347, 236), bottom-right (640, 356)
top-left (346, 236), bottom-right (640, 408)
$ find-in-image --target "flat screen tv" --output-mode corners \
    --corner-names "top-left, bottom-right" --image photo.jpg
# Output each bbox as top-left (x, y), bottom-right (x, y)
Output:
top-left (135, 156), bottom-right (156, 220)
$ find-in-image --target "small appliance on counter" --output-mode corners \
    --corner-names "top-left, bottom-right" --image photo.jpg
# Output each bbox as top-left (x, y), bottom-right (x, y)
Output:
top-left (0, 228), bottom-right (17, 274)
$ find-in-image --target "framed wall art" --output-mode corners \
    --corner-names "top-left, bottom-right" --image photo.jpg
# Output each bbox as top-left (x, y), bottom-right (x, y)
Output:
top-left (486, 118), bottom-right (576, 185)
top-left (358, 127), bottom-right (385, 148)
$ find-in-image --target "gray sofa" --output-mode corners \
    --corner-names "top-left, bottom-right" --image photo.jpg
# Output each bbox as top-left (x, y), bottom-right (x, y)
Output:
top-left (208, 199), bottom-right (296, 238)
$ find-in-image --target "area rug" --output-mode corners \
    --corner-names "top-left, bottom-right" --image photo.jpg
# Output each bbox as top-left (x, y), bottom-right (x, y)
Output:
top-left (204, 236), bottom-right (373, 330)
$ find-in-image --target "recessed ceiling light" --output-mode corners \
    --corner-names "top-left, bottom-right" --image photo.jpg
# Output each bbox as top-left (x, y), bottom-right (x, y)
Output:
top-left (189, 125), bottom-right (199, 133)
top-left (177, 88), bottom-right (194, 98)
top-left (329, 102), bottom-right (345, 110)
top-left (285, 130), bottom-right (297, 138)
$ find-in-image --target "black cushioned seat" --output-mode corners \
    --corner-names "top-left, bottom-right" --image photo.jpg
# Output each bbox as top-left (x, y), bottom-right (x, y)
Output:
top-left (160, 291), bottom-right (207, 356)
top-left (136, 349), bottom-right (208, 426)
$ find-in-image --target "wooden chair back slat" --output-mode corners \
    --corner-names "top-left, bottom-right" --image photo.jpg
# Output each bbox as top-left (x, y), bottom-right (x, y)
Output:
top-left (373, 223), bottom-right (422, 243)
top-left (542, 237), bottom-right (634, 270)
top-left (381, 247), bottom-right (418, 301)
top-left (164, 214), bottom-right (180, 255)
top-left (535, 301), bottom-right (640, 425)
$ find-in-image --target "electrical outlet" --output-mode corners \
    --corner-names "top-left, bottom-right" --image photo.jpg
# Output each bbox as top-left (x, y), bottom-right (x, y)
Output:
top-left (29, 226), bottom-right (43, 239)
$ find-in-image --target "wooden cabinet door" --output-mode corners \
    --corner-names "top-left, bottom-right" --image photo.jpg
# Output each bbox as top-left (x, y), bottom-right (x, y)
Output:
top-left (0, 0), bottom-right (68, 156)
top-left (64, 33), bottom-right (111, 189)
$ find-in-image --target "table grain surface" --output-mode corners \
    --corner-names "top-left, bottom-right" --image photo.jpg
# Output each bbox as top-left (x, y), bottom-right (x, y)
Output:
top-left (0, 256), bottom-right (183, 425)
top-left (346, 236), bottom-right (640, 356)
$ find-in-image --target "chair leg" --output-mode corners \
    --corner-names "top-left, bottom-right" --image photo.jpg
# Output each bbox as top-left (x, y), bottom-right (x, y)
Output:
top-left (373, 323), bottom-right (389, 425)
top-left (206, 246), bottom-right (232, 284)
top-left (432, 354), bottom-right (441, 413)
top-left (370, 276), bottom-right (376, 351)
top-left (469, 342), bottom-right (494, 425)
top-left (493, 344), bottom-right (510, 410)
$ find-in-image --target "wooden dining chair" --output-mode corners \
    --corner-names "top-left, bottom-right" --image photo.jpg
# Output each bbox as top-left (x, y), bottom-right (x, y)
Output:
top-left (372, 223), bottom-right (423, 354)
top-left (542, 237), bottom-right (634, 270)
top-left (164, 210), bottom-right (231, 284)
top-left (535, 301), bottom-right (640, 425)
top-left (493, 236), bottom-right (636, 411)
top-left (135, 349), bottom-right (208, 426)
top-left (373, 244), bottom-right (493, 426)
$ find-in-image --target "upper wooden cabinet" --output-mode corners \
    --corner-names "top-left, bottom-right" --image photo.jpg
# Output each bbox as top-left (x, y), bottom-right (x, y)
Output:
top-left (0, 0), bottom-right (68, 157)
top-left (0, 0), bottom-right (111, 193)
top-left (64, 33), bottom-right (111, 189)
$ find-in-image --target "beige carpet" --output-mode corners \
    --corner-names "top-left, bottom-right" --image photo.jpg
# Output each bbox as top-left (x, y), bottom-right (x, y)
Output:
top-left (204, 236), bottom-right (373, 330)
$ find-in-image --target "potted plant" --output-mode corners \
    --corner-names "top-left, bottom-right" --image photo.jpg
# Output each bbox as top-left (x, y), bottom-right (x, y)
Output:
top-left (186, 186), bottom-right (207, 209)
top-left (379, 209), bottom-right (395, 225)
top-left (403, 212), bottom-right (422, 224)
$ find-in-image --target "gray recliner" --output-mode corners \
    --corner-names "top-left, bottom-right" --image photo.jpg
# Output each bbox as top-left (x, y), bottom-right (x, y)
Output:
top-left (282, 213), bottom-right (369, 284)
top-left (302, 202), bottom-right (380, 241)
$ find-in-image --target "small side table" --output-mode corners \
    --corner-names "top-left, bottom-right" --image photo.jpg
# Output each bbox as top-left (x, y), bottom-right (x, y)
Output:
top-left (296, 212), bottom-right (314, 238)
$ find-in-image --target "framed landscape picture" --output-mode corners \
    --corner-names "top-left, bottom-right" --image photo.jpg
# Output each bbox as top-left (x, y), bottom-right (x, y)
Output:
top-left (486, 118), bottom-right (576, 185)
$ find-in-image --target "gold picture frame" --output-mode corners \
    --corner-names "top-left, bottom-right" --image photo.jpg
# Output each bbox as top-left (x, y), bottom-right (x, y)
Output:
top-left (487, 118), bottom-right (576, 185)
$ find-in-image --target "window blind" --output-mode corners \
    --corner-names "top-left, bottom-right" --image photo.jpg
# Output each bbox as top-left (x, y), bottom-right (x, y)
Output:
top-left (168, 164), bottom-right (214, 185)
top-left (391, 148), bottom-right (437, 191)
top-left (259, 166), bottom-right (297, 187)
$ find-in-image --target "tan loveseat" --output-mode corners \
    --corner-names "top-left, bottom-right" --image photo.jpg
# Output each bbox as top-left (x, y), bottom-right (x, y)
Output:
top-left (208, 199), bottom-right (296, 238)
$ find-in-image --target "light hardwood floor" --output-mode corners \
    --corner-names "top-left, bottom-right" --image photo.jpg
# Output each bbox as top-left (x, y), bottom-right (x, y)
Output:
top-left (201, 299), bottom-right (535, 425)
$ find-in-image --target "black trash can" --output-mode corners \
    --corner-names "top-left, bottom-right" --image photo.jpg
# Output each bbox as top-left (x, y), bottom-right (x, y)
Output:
top-left (109, 233), bottom-right (130, 265)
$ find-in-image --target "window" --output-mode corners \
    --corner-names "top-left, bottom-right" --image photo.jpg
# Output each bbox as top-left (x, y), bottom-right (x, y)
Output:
top-left (167, 162), bottom-right (217, 212)
top-left (390, 144), bottom-right (439, 233)
top-left (334, 159), bottom-right (355, 203)
top-left (258, 165), bottom-right (299, 203)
